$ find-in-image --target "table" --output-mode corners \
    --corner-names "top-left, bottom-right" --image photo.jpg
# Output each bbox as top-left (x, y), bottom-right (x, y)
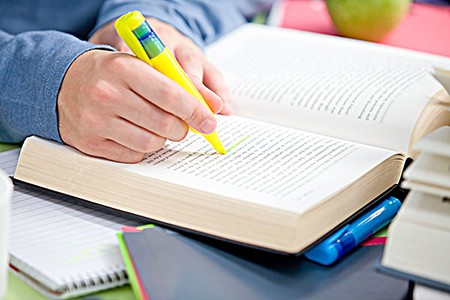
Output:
top-left (3, 2), bottom-right (431, 293)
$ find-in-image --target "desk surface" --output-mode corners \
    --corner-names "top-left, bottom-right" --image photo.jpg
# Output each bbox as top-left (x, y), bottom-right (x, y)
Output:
top-left (2, 4), bottom-right (434, 292)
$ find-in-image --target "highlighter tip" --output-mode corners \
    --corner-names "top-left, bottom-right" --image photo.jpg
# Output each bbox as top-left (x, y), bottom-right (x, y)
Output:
top-left (214, 142), bottom-right (227, 155)
top-left (202, 131), bottom-right (226, 154)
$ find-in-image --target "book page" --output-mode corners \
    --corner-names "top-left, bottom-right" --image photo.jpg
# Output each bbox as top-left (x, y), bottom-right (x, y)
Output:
top-left (121, 115), bottom-right (396, 214)
top-left (413, 126), bottom-right (450, 156)
top-left (206, 24), bottom-right (450, 153)
top-left (404, 153), bottom-right (450, 190)
top-left (414, 284), bottom-right (450, 300)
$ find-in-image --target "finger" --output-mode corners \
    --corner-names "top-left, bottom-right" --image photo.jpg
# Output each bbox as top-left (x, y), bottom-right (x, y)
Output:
top-left (189, 75), bottom-right (223, 114)
top-left (78, 138), bottom-right (146, 163)
top-left (103, 117), bottom-right (167, 154)
top-left (125, 59), bottom-right (217, 134)
top-left (202, 62), bottom-right (233, 115)
top-left (174, 45), bottom-right (205, 81)
top-left (115, 40), bottom-right (134, 55)
top-left (219, 101), bottom-right (233, 115)
top-left (108, 89), bottom-right (189, 141)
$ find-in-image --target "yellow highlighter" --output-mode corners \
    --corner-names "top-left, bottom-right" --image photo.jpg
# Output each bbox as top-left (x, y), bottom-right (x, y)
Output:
top-left (115, 11), bottom-right (226, 154)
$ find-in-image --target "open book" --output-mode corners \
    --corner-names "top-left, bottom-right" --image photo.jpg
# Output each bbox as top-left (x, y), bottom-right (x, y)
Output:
top-left (14, 24), bottom-right (450, 254)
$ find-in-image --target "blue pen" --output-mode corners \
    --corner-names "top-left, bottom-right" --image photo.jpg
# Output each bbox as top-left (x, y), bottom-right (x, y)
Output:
top-left (305, 196), bottom-right (401, 266)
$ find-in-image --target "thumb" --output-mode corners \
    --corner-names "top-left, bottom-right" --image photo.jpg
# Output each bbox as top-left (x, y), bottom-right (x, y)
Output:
top-left (189, 75), bottom-right (224, 114)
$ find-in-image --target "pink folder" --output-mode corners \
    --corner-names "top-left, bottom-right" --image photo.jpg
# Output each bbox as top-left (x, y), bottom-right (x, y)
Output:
top-left (276, 0), bottom-right (450, 57)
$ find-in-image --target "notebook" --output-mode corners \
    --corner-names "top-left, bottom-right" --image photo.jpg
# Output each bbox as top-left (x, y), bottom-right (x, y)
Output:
top-left (117, 226), bottom-right (410, 300)
top-left (0, 149), bottom-right (140, 299)
top-left (0, 167), bottom-right (12, 299)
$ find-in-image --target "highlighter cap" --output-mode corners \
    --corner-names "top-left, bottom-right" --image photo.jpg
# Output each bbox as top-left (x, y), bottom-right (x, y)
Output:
top-left (116, 10), bottom-right (145, 29)
top-left (115, 11), bottom-right (165, 59)
top-left (304, 225), bottom-right (350, 266)
top-left (132, 20), bottom-right (165, 58)
top-left (304, 242), bottom-right (340, 266)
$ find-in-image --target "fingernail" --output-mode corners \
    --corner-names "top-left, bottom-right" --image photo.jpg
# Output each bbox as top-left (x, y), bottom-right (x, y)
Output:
top-left (199, 119), bottom-right (216, 134)
top-left (216, 99), bottom-right (224, 114)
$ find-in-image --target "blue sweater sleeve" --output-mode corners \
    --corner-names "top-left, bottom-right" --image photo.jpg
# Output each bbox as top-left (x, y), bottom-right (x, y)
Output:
top-left (91, 0), bottom-right (274, 47)
top-left (0, 30), bottom-right (113, 144)
top-left (0, 0), bottom-right (273, 145)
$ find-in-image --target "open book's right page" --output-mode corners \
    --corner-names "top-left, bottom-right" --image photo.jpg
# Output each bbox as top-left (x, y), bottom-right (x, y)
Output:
top-left (206, 24), bottom-right (450, 155)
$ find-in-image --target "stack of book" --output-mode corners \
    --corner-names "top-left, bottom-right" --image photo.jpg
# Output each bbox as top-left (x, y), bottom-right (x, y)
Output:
top-left (381, 125), bottom-right (450, 292)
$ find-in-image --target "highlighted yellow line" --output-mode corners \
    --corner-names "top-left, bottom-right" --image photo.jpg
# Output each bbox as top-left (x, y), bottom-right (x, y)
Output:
top-left (226, 135), bottom-right (251, 153)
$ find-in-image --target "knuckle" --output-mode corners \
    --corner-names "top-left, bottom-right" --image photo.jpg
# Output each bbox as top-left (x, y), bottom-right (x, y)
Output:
top-left (183, 103), bottom-right (203, 124)
top-left (107, 53), bottom-right (128, 71)
top-left (88, 81), bottom-right (119, 105)
top-left (139, 137), bottom-right (155, 152)
top-left (121, 152), bottom-right (146, 164)
top-left (161, 88), bottom-right (181, 110)
top-left (83, 138), bottom-right (104, 154)
top-left (156, 114), bottom-right (175, 135)
top-left (178, 50), bottom-right (197, 64)
top-left (160, 80), bottom-right (177, 97)
top-left (170, 123), bottom-right (189, 142)
top-left (140, 135), bottom-right (166, 153)
top-left (81, 109), bottom-right (103, 128)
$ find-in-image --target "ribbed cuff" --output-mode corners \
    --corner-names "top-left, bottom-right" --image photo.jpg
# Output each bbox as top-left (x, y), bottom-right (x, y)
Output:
top-left (38, 37), bottom-right (114, 142)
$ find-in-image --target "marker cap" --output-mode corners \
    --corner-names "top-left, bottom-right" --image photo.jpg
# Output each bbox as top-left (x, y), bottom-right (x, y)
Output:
top-left (304, 225), bottom-right (349, 266)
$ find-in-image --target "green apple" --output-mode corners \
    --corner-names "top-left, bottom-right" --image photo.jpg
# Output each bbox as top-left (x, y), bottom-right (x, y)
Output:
top-left (325, 0), bottom-right (411, 42)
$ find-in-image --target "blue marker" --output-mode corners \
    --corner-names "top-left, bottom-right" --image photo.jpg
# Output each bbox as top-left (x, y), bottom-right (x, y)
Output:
top-left (305, 196), bottom-right (401, 266)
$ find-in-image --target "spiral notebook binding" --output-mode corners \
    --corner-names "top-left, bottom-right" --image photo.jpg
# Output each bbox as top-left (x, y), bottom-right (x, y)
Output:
top-left (64, 269), bottom-right (128, 297)
top-left (3, 149), bottom-right (137, 299)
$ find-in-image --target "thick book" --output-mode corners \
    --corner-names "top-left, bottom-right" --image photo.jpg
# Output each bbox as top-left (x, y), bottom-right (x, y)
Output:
top-left (380, 126), bottom-right (450, 292)
top-left (401, 126), bottom-right (450, 197)
top-left (14, 24), bottom-right (450, 254)
top-left (118, 226), bottom-right (410, 300)
top-left (380, 191), bottom-right (450, 292)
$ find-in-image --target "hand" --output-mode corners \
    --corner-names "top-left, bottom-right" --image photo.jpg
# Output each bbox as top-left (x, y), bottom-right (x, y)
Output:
top-left (58, 50), bottom-right (223, 163)
top-left (89, 17), bottom-right (232, 114)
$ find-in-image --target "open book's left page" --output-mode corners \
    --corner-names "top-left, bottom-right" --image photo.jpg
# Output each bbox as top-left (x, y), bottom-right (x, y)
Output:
top-left (123, 116), bottom-right (399, 214)
top-left (19, 115), bottom-right (401, 216)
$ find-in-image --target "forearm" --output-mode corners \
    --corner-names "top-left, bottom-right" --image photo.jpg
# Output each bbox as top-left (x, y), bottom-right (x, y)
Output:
top-left (0, 30), bottom-right (112, 144)
top-left (91, 0), bottom-right (274, 47)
